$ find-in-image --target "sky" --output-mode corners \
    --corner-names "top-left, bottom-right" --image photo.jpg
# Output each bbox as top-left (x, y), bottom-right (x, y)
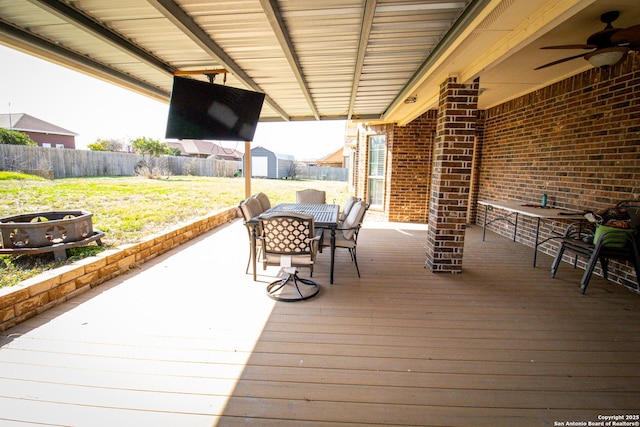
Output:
top-left (0, 45), bottom-right (346, 160)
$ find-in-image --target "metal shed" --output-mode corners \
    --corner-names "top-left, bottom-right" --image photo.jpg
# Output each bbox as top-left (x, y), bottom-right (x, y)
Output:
top-left (247, 146), bottom-right (295, 179)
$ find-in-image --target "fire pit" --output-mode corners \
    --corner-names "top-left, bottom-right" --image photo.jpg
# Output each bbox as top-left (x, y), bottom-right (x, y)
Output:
top-left (0, 210), bottom-right (104, 261)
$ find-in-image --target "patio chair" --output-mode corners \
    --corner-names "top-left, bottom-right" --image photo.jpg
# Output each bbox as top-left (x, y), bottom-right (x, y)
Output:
top-left (258, 212), bottom-right (322, 301)
top-left (253, 192), bottom-right (271, 211)
top-left (551, 200), bottom-right (640, 293)
top-left (296, 189), bottom-right (326, 204)
top-left (579, 227), bottom-right (640, 294)
top-left (339, 196), bottom-right (361, 225)
top-left (239, 197), bottom-right (265, 274)
top-left (550, 221), bottom-right (596, 279)
top-left (324, 200), bottom-right (368, 277)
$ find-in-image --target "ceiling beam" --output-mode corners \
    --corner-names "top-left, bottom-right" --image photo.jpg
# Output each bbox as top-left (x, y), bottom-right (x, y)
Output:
top-left (0, 19), bottom-right (169, 101)
top-left (147, 0), bottom-right (290, 121)
top-left (259, 0), bottom-right (319, 120)
top-left (26, 0), bottom-right (175, 76)
top-left (258, 114), bottom-right (380, 123)
top-left (347, 0), bottom-right (376, 120)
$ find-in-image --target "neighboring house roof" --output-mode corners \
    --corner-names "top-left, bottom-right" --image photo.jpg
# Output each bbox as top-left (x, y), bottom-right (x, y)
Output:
top-left (318, 147), bottom-right (345, 163)
top-left (0, 113), bottom-right (77, 136)
top-left (211, 145), bottom-right (242, 160)
top-left (167, 140), bottom-right (242, 160)
top-left (274, 152), bottom-right (294, 161)
top-left (315, 147), bottom-right (346, 167)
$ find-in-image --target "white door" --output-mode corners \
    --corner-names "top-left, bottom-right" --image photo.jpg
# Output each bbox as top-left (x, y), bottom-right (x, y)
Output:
top-left (252, 156), bottom-right (268, 177)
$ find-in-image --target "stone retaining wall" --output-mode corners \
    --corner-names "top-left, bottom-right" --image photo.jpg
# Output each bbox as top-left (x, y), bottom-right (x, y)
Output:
top-left (0, 207), bottom-right (239, 331)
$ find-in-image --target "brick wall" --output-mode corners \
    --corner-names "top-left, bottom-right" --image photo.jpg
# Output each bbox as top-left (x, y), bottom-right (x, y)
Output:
top-left (468, 110), bottom-right (486, 222)
top-left (354, 53), bottom-right (638, 285)
top-left (26, 131), bottom-right (76, 149)
top-left (477, 52), bottom-right (640, 287)
top-left (388, 111), bottom-right (436, 222)
top-left (479, 53), bottom-right (639, 209)
top-left (357, 116), bottom-right (436, 223)
top-left (0, 207), bottom-right (238, 331)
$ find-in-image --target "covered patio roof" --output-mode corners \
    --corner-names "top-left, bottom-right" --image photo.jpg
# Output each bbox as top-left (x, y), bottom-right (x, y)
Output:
top-left (1, 0), bottom-right (638, 126)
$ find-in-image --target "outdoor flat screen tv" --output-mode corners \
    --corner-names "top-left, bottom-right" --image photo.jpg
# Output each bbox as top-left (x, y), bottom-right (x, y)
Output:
top-left (165, 76), bottom-right (265, 141)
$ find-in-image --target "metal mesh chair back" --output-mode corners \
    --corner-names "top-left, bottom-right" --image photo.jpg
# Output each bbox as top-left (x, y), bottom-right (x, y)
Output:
top-left (260, 213), bottom-right (315, 256)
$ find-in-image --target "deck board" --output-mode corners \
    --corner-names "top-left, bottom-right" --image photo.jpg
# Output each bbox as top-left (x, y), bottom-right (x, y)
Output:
top-left (1, 220), bottom-right (640, 426)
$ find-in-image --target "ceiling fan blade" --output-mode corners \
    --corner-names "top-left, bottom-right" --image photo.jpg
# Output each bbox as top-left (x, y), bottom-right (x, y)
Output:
top-left (534, 52), bottom-right (588, 70)
top-left (587, 27), bottom-right (623, 48)
top-left (611, 25), bottom-right (640, 48)
top-left (540, 44), bottom-right (595, 50)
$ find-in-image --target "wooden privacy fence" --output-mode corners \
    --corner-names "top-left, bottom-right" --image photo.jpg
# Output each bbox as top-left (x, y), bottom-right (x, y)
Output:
top-left (1, 145), bottom-right (347, 180)
top-left (296, 164), bottom-right (348, 181)
top-left (0, 145), bottom-right (241, 178)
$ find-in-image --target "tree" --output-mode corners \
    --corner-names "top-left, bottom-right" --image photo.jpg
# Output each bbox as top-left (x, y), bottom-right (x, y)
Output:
top-left (87, 138), bottom-right (124, 152)
top-left (130, 137), bottom-right (174, 178)
top-left (130, 137), bottom-right (172, 156)
top-left (0, 128), bottom-right (37, 145)
top-left (87, 139), bottom-right (108, 151)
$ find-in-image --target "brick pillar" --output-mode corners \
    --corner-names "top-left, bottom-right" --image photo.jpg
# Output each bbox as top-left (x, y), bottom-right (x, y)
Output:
top-left (425, 76), bottom-right (479, 273)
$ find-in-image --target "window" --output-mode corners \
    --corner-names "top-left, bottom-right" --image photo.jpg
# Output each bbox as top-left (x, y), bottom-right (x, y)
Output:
top-left (368, 135), bottom-right (386, 207)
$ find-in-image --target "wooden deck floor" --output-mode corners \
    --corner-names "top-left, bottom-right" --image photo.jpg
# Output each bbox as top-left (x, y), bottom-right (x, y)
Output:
top-left (1, 219), bottom-right (640, 426)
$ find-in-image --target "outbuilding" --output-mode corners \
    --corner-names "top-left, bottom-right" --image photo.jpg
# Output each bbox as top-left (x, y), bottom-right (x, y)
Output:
top-left (246, 146), bottom-right (295, 179)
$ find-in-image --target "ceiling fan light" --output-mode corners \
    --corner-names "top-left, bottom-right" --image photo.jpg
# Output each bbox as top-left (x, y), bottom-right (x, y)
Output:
top-left (584, 46), bottom-right (629, 67)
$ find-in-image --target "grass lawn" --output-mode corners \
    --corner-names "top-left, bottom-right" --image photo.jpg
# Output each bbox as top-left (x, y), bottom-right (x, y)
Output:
top-left (0, 174), bottom-right (350, 288)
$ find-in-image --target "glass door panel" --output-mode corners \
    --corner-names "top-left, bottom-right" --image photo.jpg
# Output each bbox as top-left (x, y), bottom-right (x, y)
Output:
top-left (368, 135), bottom-right (386, 207)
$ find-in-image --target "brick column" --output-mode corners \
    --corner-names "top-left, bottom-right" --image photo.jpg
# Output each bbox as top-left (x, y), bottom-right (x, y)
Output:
top-left (425, 77), bottom-right (479, 273)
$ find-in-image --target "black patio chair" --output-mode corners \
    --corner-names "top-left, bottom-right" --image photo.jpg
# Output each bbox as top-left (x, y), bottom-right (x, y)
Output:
top-left (551, 200), bottom-right (640, 293)
top-left (579, 226), bottom-right (640, 294)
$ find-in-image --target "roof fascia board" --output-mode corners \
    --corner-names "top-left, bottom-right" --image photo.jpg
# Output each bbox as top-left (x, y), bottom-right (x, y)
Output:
top-left (12, 128), bottom-right (77, 136)
top-left (148, 0), bottom-right (290, 121)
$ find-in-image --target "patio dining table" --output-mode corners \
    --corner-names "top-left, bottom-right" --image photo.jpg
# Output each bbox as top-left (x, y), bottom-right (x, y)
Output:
top-left (248, 203), bottom-right (340, 284)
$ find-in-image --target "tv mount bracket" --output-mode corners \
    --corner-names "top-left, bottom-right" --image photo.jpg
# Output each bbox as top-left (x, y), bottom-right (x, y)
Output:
top-left (205, 72), bottom-right (227, 84)
top-left (174, 69), bottom-right (228, 85)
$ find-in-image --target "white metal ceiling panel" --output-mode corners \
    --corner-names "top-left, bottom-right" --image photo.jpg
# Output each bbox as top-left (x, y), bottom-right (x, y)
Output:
top-left (2, 0), bottom-right (634, 125)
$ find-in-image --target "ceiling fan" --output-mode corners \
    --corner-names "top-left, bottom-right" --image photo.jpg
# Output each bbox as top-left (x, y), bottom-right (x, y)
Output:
top-left (535, 11), bottom-right (640, 70)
